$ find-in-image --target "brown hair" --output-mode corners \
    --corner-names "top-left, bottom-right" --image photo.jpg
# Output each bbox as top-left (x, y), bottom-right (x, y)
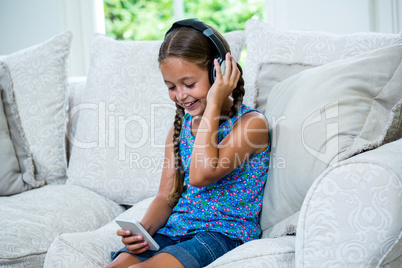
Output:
top-left (158, 24), bottom-right (245, 207)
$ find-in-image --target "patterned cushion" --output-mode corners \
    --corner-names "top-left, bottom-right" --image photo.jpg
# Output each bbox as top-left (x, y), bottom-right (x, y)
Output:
top-left (67, 31), bottom-right (245, 205)
top-left (0, 63), bottom-right (37, 195)
top-left (244, 19), bottom-right (402, 109)
top-left (255, 62), bottom-right (316, 113)
top-left (1, 31), bottom-right (72, 185)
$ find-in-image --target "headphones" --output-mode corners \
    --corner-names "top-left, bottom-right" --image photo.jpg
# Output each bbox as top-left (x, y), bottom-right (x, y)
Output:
top-left (166, 18), bottom-right (227, 85)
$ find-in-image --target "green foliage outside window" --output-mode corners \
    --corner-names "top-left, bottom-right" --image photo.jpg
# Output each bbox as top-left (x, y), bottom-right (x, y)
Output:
top-left (184, 0), bottom-right (263, 34)
top-left (104, 0), bottom-right (264, 41)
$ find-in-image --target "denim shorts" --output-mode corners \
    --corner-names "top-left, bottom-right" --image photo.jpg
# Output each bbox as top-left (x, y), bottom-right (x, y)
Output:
top-left (111, 231), bottom-right (242, 268)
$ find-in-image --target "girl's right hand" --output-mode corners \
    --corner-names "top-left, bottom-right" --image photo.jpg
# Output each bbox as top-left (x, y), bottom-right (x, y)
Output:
top-left (207, 52), bottom-right (240, 107)
top-left (117, 229), bottom-right (150, 254)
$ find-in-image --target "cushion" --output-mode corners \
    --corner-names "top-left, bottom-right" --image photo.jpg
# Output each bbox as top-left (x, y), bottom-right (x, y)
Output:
top-left (0, 184), bottom-right (124, 267)
top-left (67, 31), bottom-right (245, 205)
top-left (261, 44), bottom-right (402, 234)
top-left (0, 62), bottom-right (38, 195)
top-left (244, 19), bottom-right (402, 109)
top-left (255, 62), bottom-right (316, 113)
top-left (1, 31), bottom-right (72, 185)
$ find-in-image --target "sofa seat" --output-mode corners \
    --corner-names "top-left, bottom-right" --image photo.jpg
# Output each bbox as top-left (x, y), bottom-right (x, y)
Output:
top-left (206, 236), bottom-right (295, 268)
top-left (44, 197), bottom-right (296, 267)
top-left (0, 185), bottom-right (124, 267)
top-left (44, 197), bottom-right (153, 267)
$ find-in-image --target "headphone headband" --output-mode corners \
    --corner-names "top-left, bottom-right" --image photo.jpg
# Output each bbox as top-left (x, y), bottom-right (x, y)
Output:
top-left (166, 18), bottom-right (227, 62)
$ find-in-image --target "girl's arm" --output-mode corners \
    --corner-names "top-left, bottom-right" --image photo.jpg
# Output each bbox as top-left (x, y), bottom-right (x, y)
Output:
top-left (117, 125), bottom-right (176, 254)
top-left (140, 125), bottom-right (175, 235)
top-left (190, 53), bottom-right (269, 187)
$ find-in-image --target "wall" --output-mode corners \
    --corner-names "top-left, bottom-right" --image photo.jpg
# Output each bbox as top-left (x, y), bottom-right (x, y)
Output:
top-left (265, 0), bottom-right (401, 34)
top-left (0, 0), bottom-right (62, 54)
top-left (0, 0), bottom-right (104, 77)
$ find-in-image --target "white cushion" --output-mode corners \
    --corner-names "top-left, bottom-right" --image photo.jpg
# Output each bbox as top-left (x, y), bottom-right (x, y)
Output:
top-left (1, 32), bottom-right (72, 185)
top-left (0, 184), bottom-right (124, 267)
top-left (261, 44), bottom-right (402, 235)
top-left (67, 31), bottom-right (245, 205)
top-left (244, 19), bottom-right (402, 109)
top-left (255, 62), bottom-right (316, 113)
top-left (0, 63), bottom-right (37, 195)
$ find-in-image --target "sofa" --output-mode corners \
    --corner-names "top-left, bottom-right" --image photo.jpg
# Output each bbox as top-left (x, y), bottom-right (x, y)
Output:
top-left (0, 19), bottom-right (401, 267)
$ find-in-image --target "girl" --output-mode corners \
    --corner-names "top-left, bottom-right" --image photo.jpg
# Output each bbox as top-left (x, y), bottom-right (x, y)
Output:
top-left (107, 18), bottom-right (270, 268)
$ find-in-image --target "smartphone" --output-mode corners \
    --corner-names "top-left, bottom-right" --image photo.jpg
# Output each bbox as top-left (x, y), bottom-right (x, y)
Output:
top-left (115, 218), bottom-right (160, 251)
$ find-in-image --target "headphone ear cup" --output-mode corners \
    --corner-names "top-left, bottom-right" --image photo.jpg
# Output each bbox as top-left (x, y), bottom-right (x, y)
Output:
top-left (209, 56), bottom-right (225, 85)
top-left (209, 62), bottom-right (216, 85)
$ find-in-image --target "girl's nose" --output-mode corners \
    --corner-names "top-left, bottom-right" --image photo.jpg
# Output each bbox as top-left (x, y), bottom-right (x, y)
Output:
top-left (175, 87), bottom-right (188, 102)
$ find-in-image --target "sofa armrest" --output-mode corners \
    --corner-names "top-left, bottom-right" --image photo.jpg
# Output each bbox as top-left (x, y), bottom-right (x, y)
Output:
top-left (67, 76), bottom-right (87, 162)
top-left (296, 139), bottom-right (402, 267)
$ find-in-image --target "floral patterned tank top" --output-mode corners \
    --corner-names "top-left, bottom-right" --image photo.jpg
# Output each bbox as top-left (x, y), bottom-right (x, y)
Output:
top-left (158, 104), bottom-right (270, 242)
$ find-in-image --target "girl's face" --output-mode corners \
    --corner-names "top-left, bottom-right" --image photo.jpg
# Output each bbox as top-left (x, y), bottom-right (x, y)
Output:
top-left (160, 57), bottom-right (211, 117)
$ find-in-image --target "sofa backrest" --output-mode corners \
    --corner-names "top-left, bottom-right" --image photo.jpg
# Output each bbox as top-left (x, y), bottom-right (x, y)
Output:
top-left (243, 19), bottom-right (402, 237)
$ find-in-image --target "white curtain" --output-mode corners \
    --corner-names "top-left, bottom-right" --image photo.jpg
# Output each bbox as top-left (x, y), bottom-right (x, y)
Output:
top-left (173, 0), bottom-right (184, 21)
top-left (59, 0), bottom-right (105, 76)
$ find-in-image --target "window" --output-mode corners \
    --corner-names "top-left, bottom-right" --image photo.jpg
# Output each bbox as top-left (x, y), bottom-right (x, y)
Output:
top-left (104, 0), bottom-right (264, 40)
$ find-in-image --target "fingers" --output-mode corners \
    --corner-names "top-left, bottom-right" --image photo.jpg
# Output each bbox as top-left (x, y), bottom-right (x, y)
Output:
top-left (208, 52), bottom-right (240, 106)
top-left (121, 234), bottom-right (144, 244)
top-left (214, 53), bottom-right (239, 83)
top-left (225, 52), bottom-right (235, 76)
top-left (214, 58), bottom-right (222, 79)
top-left (117, 229), bottom-right (150, 254)
top-left (125, 238), bottom-right (149, 254)
top-left (116, 229), bottom-right (131, 237)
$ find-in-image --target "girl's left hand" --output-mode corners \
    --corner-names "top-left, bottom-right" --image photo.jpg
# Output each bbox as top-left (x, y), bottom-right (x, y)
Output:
top-left (207, 52), bottom-right (241, 107)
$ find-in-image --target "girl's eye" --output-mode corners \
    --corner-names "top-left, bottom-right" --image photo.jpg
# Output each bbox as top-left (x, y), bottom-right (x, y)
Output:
top-left (167, 86), bottom-right (175, 91)
top-left (185, 83), bottom-right (195, 88)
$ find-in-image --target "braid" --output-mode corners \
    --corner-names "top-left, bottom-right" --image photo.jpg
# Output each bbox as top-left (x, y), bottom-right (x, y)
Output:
top-left (227, 63), bottom-right (245, 119)
top-left (168, 104), bottom-right (185, 207)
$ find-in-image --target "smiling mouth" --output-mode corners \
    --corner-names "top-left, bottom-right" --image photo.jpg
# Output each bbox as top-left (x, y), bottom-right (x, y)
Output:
top-left (183, 100), bottom-right (198, 108)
